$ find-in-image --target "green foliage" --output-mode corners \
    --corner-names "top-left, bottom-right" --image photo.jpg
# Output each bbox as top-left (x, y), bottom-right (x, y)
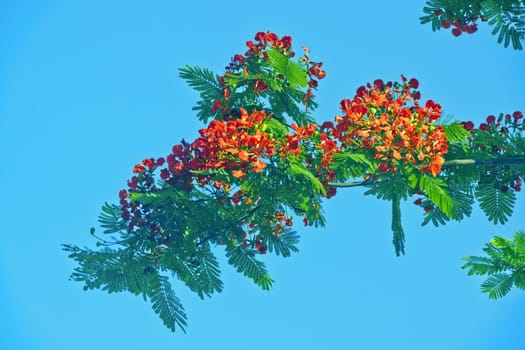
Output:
top-left (150, 275), bottom-right (188, 332)
top-left (225, 245), bottom-right (274, 290)
top-left (266, 49), bottom-right (308, 88)
top-left (421, 0), bottom-right (525, 50)
top-left (63, 244), bottom-right (188, 332)
top-left (391, 195), bottom-right (405, 256)
top-left (179, 65), bottom-right (224, 123)
top-left (160, 244), bottom-right (223, 299)
top-left (99, 202), bottom-right (128, 234)
top-left (418, 174), bottom-right (456, 218)
top-left (463, 230), bottom-right (525, 299)
top-left (483, 0), bottom-right (525, 50)
top-left (476, 180), bottom-right (516, 224)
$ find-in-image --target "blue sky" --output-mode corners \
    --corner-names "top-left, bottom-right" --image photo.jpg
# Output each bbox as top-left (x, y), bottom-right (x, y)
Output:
top-left (1, 1), bottom-right (524, 349)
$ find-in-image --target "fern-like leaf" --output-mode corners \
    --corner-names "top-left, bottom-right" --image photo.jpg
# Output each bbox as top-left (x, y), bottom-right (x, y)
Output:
top-left (265, 229), bottom-right (300, 257)
top-left (480, 273), bottom-right (514, 299)
top-left (225, 245), bottom-right (273, 290)
top-left (150, 274), bottom-right (187, 332)
top-left (475, 182), bottom-right (516, 224)
top-left (98, 202), bottom-right (127, 234)
top-left (419, 174), bottom-right (456, 218)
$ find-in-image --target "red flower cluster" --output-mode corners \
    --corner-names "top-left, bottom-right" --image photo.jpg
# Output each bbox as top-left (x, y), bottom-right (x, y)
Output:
top-left (246, 31), bottom-right (294, 57)
top-left (161, 109), bottom-right (277, 189)
top-left (442, 19), bottom-right (478, 36)
top-left (462, 111), bottom-right (524, 134)
top-left (433, 8), bottom-right (483, 37)
top-left (332, 77), bottom-right (448, 176)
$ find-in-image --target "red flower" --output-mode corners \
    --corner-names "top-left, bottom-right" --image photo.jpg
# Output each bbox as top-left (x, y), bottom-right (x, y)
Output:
top-left (321, 121), bottom-right (334, 130)
top-left (160, 168), bottom-right (170, 180)
top-left (142, 158), bottom-right (155, 168)
top-left (156, 157), bottom-right (165, 167)
top-left (409, 78), bottom-right (419, 89)
top-left (452, 28), bottom-right (462, 37)
top-left (413, 198), bottom-right (422, 205)
top-left (424, 205), bottom-right (434, 212)
top-left (253, 80), bottom-right (269, 93)
top-left (486, 115), bottom-right (496, 124)
top-left (373, 79), bottom-right (384, 90)
top-left (479, 123), bottom-right (489, 131)
top-left (233, 54), bottom-right (245, 65)
top-left (133, 164), bottom-right (146, 173)
top-left (461, 121), bottom-right (474, 131)
top-left (119, 189), bottom-right (128, 200)
top-left (513, 111), bottom-right (523, 120)
top-left (211, 100), bottom-right (222, 113)
top-left (378, 162), bottom-right (389, 172)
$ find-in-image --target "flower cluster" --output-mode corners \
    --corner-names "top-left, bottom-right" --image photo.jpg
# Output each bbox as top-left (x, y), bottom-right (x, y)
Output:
top-left (332, 76), bottom-right (448, 176)
top-left (213, 31), bottom-right (325, 118)
top-left (245, 31), bottom-right (294, 57)
top-left (161, 109), bottom-right (277, 190)
top-left (434, 9), bottom-right (484, 37)
top-left (120, 158), bottom-right (171, 245)
top-left (461, 111), bottom-right (524, 155)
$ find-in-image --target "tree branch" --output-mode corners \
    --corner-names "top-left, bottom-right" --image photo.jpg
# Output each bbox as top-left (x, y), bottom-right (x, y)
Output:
top-left (328, 156), bottom-right (525, 188)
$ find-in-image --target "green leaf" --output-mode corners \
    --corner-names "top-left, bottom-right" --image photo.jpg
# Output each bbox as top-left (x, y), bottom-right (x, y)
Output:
top-left (289, 162), bottom-right (326, 196)
top-left (265, 229), bottom-right (300, 257)
top-left (266, 49), bottom-right (308, 88)
top-left (481, 273), bottom-right (514, 299)
top-left (475, 182), bottom-right (516, 224)
top-left (391, 195), bottom-right (405, 256)
top-left (225, 245), bottom-right (273, 290)
top-left (462, 256), bottom-right (501, 275)
top-left (150, 275), bottom-right (188, 332)
top-left (443, 123), bottom-right (471, 144)
top-left (98, 202), bottom-right (127, 234)
top-left (418, 174), bottom-right (456, 217)
top-left (512, 270), bottom-right (525, 290)
top-left (164, 246), bottom-right (223, 299)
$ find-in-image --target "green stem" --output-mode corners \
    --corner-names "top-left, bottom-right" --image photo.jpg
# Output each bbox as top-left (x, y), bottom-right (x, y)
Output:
top-left (443, 156), bottom-right (525, 167)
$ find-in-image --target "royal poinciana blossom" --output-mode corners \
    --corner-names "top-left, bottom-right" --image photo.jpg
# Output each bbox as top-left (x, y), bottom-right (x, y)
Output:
top-left (332, 77), bottom-right (448, 176)
top-left (65, 31), bottom-right (525, 332)
top-left (421, 0), bottom-right (525, 50)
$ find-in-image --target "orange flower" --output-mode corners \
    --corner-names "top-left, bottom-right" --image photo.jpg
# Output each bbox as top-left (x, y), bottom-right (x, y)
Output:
top-left (232, 169), bottom-right (246, 178)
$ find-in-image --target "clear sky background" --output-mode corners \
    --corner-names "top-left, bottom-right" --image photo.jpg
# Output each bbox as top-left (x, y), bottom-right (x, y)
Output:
top-left (1, 1), bottom-right (524, 349)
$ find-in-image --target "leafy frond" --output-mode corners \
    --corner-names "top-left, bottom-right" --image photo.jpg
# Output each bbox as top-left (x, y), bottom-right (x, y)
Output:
top-left (443, 122), bottom-right (472, 144)
top-left (480, 273), bottom-right (514, 299)
top-left (420, 0), bottom-right (525, 49)
top-left (463, 229), bottom-right (525, 299)
top-left (178, 65), bottom-right (223, 122)
top-left (462, 255), bottom-right (502, 275)
top-left (162, 245), bottom-right (223, 299)
top-left (475, 181), bottom-right (516, 224)
top-left (264, 229), bottom-right (300, 257)
top-left (391, 195), bottom-right (405, 256)
top-left (64, 245), bottom-right (151, 298)
top-left (225, 245), bottom-right (274, 290)
top-left (266, 48), bottom-right (308, 88)
top-left (483, 0), bottom-right (525, 50)
top-left (421, 183), bottom-right (473, 226)
top-left (98, 202), bottom-right (127, 234)
top-left (418, 174), bottom-right (456, 218)
top-left (150, 274), bottom-right (188, 332)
